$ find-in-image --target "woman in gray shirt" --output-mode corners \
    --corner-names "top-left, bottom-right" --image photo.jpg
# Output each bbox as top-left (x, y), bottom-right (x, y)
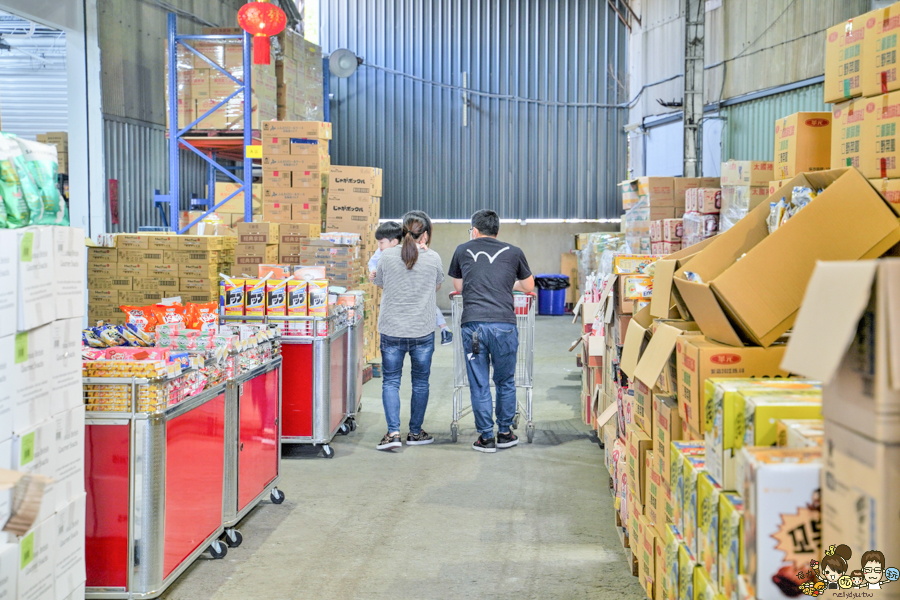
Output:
top-left (373, 211), bottom-right (445, 450)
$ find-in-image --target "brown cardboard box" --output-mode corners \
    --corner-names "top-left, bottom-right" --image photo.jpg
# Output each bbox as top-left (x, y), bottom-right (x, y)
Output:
top-left (86, 262), bottom-right (117, 277)
top-left (560, 252), bottom-right (578, 304)
top-left (147, 263), bottom-right (178, 277)
top-left (675, 337), bottom-right (790, 436)
top-left (116, 234), bottom-right (149, 249)
top-left (869, 177), bottom-right (900, 214)
top-left (87, 276), bottom-right (133, 291)
top-left (292, 203), bottom-right (324, 223)
top-left (862, 5), bottom-right (900, 98)
top-left (672, 169), bottom-right (900, 347)
top-left (178, 263), bottom-right (218, 279)
top-left (719, 161), bottom-right (774, 187)
top-left (766, 179), bottom-right (791, 196)
top-left (87, 308), bottom-right (122, 325)
top-left (279, 223), bottom-right (321, 243)
top-left (88, 289), bottom-right (118, 304)
top-left (262, 153), bottom-right (329, 172)
top-left (862, 91), bottom-right (900, 179)
top-left (824, 11), bottom-right (876, 103)
top-left (262, 170), bottom-right (292, 187)
top-left (117, 249), bottom-right (165, 264)
top-left (263, 202), bottom-right (294, 223)
top-left (773, 112), bottom-right (832, 179)
top-left (119, 291), bottom-right (165, 304)
top-left (672, 178), bottom-right (701, 209)
top-left (263, 186), bottom-right (321, 204)
top-left (261, 133), bottom-right (291, 155)
top-left (782, 260), bottom-right (900, 443)
top-left (653, 395), bottom-right (685, 492)
top-left (831, 97), bottom-right (868, 170)
top-left (234, 244), bottom-right (279, 265)
top-left (637, 177), bottom-right (674, 207)
top-left (178, 235), bottom-right (225, 251)
top-left (181, 291), bottom-right (219, 303)
top-left (210, 182), bottom-right (263, 214)
top-left (627, 423), bottom-right (653, 506)
top-left (260, 120), bottom-right (332, 140)
top-left (292, 171), bottom-right (329, 188)
top-left (146, 235), bottom-right (180, 250)
top-left (116, 263), bottom-right (148, 277)
top-left (179, 278), bottom-right (217, 292)
top-left (290, 138), bottom-right (329, 156)
top-left (326, 196), bottom-right (380, 234)
top-left (162, 250), bottom-right (220, 265)
top-left (329, 165), bottom-right (384, 196)
top-left (236, 222), bottom-right (279, 244)
top-left (133, 277), bottom-right (178, 293)
top-left (87, 247), bottom-right (116, 262)
top-left (633, 379), bottom-right (653, 435)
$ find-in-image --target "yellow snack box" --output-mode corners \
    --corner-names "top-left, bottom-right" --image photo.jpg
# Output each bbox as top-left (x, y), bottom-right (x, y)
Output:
top-left (244, 279), bottom-right (267, 316)
top-left (220, 278), bottom-right (245, 316)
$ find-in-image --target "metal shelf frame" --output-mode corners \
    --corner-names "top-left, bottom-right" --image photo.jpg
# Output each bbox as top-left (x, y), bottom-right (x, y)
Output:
top-left (156, 12), bottom-right (255, 233)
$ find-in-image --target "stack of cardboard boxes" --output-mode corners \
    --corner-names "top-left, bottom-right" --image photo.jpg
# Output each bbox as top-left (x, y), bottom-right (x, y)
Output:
top-left (719, 160), bottom-right (773, 232)
top-left (36, 131), bottom-right (68, 176)
top-left (276, 30), bottom-right (325, 122)
top-left (87, 234), bottom-right (235, 323)
top-left (827, 2), bottom-right (900, 211)
top-left (261, 120), bottom-right (332, 227)
top-left (0, 226), bottom-right (86, 600)
top-left (165, 29), bottom-right (279, 131)
top-left (325, 165), bottom-right (383, 249)
top-left (232, 223), bottom-right (278, 276)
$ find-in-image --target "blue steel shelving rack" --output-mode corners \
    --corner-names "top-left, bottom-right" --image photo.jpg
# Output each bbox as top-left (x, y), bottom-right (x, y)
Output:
top-left (155, 12), bottom-right (256, 233)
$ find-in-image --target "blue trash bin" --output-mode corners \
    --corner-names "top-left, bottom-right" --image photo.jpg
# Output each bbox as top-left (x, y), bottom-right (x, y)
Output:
top-left (535, 274), bottom-right (569, 315)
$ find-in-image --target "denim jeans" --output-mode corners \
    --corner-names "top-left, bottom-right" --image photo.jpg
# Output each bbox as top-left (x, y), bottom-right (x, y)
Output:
top-left (380, 332), bottom-right (435, 434)
top-left (460, 322), bottom-right (518, 439)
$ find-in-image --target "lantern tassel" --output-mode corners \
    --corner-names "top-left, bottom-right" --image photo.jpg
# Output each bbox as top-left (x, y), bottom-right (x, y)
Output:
top-left (252, 36), bottom-right (270, 65)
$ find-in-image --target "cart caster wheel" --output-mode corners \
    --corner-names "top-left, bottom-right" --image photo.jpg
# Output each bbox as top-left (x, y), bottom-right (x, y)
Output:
top-left (512, 414), bottom-right (520, 430)
top-left (349, 419), bottom-right (357, 432)
top-left (450, 423), bottom-right (458, 443)
top-left (526, 424), bottom-right (535, 444)
top-left (225, 528), bottom-right (243, 548)
top-left (321, 445), bottom-right (335, 458)
top-left (338, 423), bottom-right (350, 435)
top-left (208, 540), bottom-right (227, 559)
top-left (270, 488), bottom-right (285, 504)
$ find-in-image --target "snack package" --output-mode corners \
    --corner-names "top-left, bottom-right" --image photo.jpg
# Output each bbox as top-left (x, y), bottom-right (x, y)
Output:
top-left (0, 133), bottom-right (30, 227)
top-left (116, 324), bottom-right (150, 347)
top-left (119, 305), bottom-right (158, 332)
top-left (186, 301), bottom-right (219, 332)
top-left (12, 136), bottom-right (66, 225)
top-left (150, 303), bottom-right (188, 329)
top-left (82, 329), bottom-right (107, 348)
top-left (95, 324), bottom-right (127, 347)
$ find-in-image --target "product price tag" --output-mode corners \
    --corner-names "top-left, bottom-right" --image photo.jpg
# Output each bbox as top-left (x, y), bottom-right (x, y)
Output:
top-left (14, 332), bottom-right (28, 364)
top-left (245, 145), bottom-right (263, 159)
top-left (19, 231), bottom-right (33, 262)
top-left (20, 432), bottom-right (35, 466)
top-left (20, 532), bottom-right (34, 568)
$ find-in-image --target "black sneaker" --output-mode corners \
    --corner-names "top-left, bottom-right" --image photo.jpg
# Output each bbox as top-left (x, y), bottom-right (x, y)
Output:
top-left (376, 433), bottom-right (402, 451)
top-left (472, 435), bottom-right (497, 453)
top-left (441, 328), bottom-right (453, 345)
top-left (497, 431), bottom-right (518, 449)
top-left (406, 430), bottom-right (434, 446)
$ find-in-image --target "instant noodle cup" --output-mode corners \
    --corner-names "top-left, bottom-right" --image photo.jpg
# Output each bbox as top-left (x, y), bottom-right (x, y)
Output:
top-left (244, 279), bottom-right (267, 317)
top-left (220, 277), bottom-right (245, 316)
top-left (119, 305), bottom-right (158, 332)
top-left (151, 303), bottom-right (188, 328)
top-left (187, 301), bottom-right (219, 332)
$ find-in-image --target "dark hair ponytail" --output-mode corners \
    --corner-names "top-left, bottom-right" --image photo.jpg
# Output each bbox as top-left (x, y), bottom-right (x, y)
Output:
top-left (400, 211), bottom-right (432, 270)
top-left (821, 544), bottom-right (853, 575)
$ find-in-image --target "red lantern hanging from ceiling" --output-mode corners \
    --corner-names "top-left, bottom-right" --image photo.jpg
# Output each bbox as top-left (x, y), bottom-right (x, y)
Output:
top-left (237, 1), bottom-right (287, 65)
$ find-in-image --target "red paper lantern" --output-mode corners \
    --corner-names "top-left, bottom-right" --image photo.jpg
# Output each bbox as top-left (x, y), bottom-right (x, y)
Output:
top-left (237, 1), bottom-right (287, 65)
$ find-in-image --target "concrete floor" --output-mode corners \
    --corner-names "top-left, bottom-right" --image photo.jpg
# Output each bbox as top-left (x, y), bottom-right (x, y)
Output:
top-left (159, 317), bottom-right (644, 600)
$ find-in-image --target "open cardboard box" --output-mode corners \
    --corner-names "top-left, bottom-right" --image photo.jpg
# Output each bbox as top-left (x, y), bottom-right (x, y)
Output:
top-left (650, 236), bottom-right (718, 321)
top-left (673, 168), bottom-right (900, 347)
top-left (782, 259), bottom-right (900, 443)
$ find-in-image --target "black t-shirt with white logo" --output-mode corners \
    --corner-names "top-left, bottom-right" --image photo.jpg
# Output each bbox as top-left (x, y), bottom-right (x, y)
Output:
top-left (448, 237), bottom-right (532, 325)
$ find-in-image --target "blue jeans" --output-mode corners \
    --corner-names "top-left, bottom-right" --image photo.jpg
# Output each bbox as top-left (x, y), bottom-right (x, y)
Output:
top-left (460, 322), bottom-right (518, 439)
top-left (380, 333), bottom-right (435, 434)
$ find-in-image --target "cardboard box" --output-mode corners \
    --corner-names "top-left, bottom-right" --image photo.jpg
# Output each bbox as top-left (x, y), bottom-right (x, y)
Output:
top-left (664, 526), bottom-right (682, 600)
top-left (236, 222), bottom-right (279, 245)
top-left (638, 177), bottom-right (675, 207)
top-left (862, 90), bottom-right (900, 179)
top-left (262, 169), bottom-right (292, 187)
top-left (820, 420), bottom-right (899, 581)
top-left (54, 406), bottom-right (84, 510)
top-left (87, 289), bottom-right (118, 305)
top-left (210, 182), bottom-right (263, 214)
top-left (329, 165), bottom-right (384, 197)
top-left (654, 395), bottom-right (685, 492)
top-left (87, 247), bottom-right (116, 263)
top-left (831, 98), bottom-right (868, 170)
top-left (685, 189), bottom-right (721, 215)
top-left (741, 447), bottom-right (821, 600)
top-left (662, 219), bottom-right (683, 242)
top-left (627, 423), bottom-right (653, 507)
top-left (53, 319), bottom-right (83, 417)
top-left (652, 242), bottom-right (682, 255)
top-left (178, 235), bottom-right (225, 251)
top-left (633, 379), bottom-right (653, 435)
top-left (697, 473), bottom-right (721, 584)
top-left (782, 259), bottom-right (900, 443)
top-left (261, 120), bottom-right (332, 140)
top-left (824, 11), bottom-right (874, 103)
top-left (678, 542), bottom-right (697, 600)
top-left (719, 161), bottom-right (774, 187)
top-left (293, 202), bottom-right (324, 223)
top-left (673, 177), bottom-right (701, 208)
top-left (117, 249), bottom-right (165, 263)
top-left (52, 227), bottom-right (85, 320)
top-left (862, 5), bottom-right (900, 98)
top-left (638, 516), bottom-right (658, 596)
top-left (682, 455), bottom-right (706, 558)
top-left (869, 176), bottom-right (900, 213)
top-left (673, 169), bottom-right (900, 347)
top-left (773, 112), bottom-right (832, 179)
top-left (118, 291), bottom-right (164, 305)
top-left (11, 326), bottom-right (52, 435)
top-left (290, 138), bottom-right (329, 157)
top-left (17, 228), bottom-right (55, 331)
top-left (776, 418), bottom-right (824, 449)
top-left (693, 566), bottom-right (716, 600)
top-left (114, 234), bottom-right (147, 249)
top-left (113, 263), bottom-right (146, 277)
top-left (264, 186), bottom-right (322, 204)
top-left (0, 231), bottom-right (16, 339)
top-left (12, 418), bottom-right (56, 525)
top-left (262, 153), bottom-right (329, 173)
top-left (133, 277), bottom-right (178, 293)
top-left (676, 337), bottom-right (790, 436)
top-left (718, 493), bottom-right (744, 600)
top-left (55, 493), bottom-right (86, 600)
top-left (17, 514), bottom-right (55, 600)
top-left (234, 244), bottom-right (279, 265)
top-left (263, 202), bottom-right (294, 223)
top-left (178, 263), bottom-right (218, 279)
top-left (0, 542), bottom-right (16, 599)
top-left (179, 278), bottom-right (217, 292)
top-left (162, 249), bottom-right (219, 265)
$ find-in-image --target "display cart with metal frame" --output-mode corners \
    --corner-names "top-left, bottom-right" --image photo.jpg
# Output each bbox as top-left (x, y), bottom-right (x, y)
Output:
top-left (220, 310), bottom-right (352, 458)
top-left (449, 292), bottom-right (537, 443)
top-left (343, 297), bottom-right (365, 431)
top-left (221, 354), bottom-right (285, 547)
top-left (84, 371), bottom-right (230, 599)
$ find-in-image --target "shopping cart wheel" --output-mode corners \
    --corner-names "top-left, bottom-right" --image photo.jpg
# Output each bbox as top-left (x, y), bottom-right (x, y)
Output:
top-left (270, 488), bottom-right (285, 504)
top-left (321, 444), bottom-right (335, 459)
top-left (512, 413), bottom-right (520, 430)
top-left (450, 423), bottom-right (458, 443)
top-left (224, 528), bottom-right (243, 548)
top-left (208, 540), bottom-right (227, 559)
top-left (526, 423), bottom-right (535, 444)
top-left (348, 418), bottom-right (358, 432)
top-left (338, 423), bottom-right (350, 435)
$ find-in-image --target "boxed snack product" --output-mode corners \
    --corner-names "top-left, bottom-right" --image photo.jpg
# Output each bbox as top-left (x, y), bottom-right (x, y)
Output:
top-left (718, 492), bottom-right (744, 600)
top-left (775, 419), bottom-right (823, 448)
top-left (683, 455), bottom-right (707, 558)
top-left (670, 441), bottom-right (705, 533)
top-left (663, 219), bottom-right (684, 242)
top-left (679, 543), bottom-right (697, 600)
top-left (697, 473), bottom-right (722, 584)
top-left (665, 525), bottom-right (682, 600)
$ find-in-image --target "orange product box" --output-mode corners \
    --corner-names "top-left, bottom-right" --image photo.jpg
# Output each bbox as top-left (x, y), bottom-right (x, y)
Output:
top-left (286, 280), bottom-right (308, 335)
top-left (258, 265), bottom-right (292, 279)
top-left (266, 279), bottom-right (289, 316)
top-left (220, 278), bottom-right (245, 316)
top-left (244, 278), bottom-right (267, 316)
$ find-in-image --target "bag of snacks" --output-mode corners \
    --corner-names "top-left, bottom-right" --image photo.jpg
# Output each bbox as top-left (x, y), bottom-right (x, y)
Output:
top-left (0, 134), bottom-right (30, 227)
top-left (120, 305), bottom-right (158, 332)
top-left (150, 303), bottom-right (188, 329)
top-left (186, 301), bottom-right (219, 332)
top-left (12, 136), bottom-right (66, 225)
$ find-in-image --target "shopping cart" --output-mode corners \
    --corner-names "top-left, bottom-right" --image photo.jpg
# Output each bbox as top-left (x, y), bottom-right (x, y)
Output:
top-left (450, 292), bottom-right (537, 443)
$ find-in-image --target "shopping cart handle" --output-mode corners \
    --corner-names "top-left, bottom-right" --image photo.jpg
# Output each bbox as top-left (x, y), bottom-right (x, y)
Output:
top-left (450, 292), bottom-right (461, 297)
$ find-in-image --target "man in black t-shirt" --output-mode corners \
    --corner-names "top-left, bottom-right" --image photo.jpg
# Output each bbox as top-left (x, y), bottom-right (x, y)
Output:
top-left (448, 210), bottom-right (534, 453)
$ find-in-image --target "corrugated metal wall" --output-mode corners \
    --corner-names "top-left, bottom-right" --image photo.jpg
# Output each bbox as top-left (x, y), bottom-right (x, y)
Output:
top-left (102, 116), bottom-right (207, 232)
top-left (322, 0), bottom-right (628, 220)
top-left (721, 82), bottom-right (828, 161)
top-left (0, 21), bottom-right (68, 137)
